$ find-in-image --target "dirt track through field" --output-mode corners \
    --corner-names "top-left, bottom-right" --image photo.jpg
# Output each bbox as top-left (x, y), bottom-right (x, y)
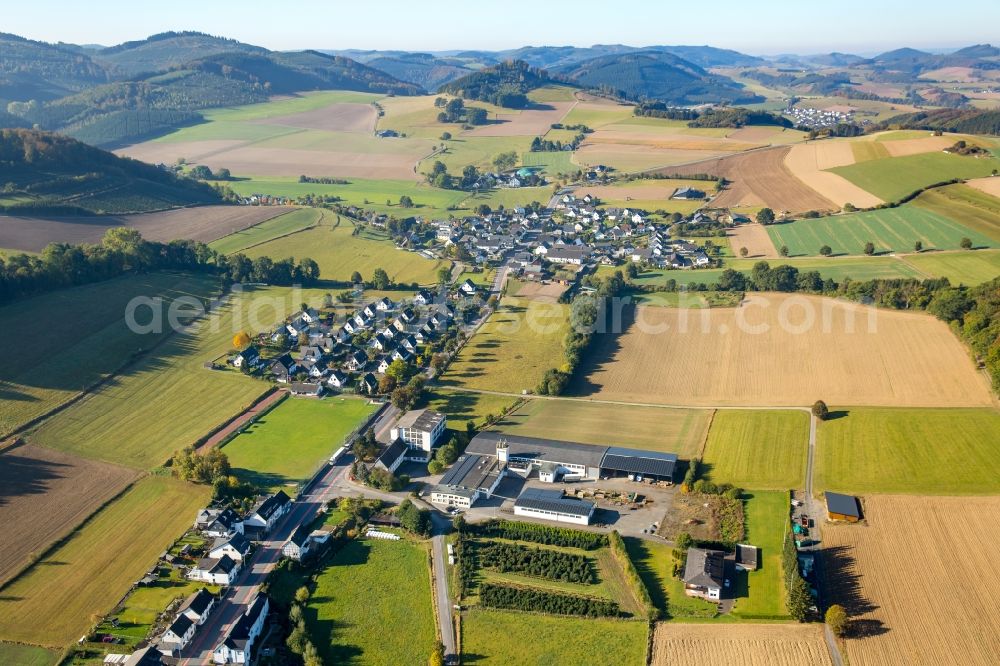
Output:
top-left (0, 206), bottom-right (294, 252)
top-left (784, 143), bottom-right (884, 208)
top-left (728, 223), bottom-right (778, 258)
top-left (0, 443), bottom-right (138, 586)
top-left (823, 496), bottom-right (1000, 666)
top-left (665, 147), bottom-right (837, 213)
top-left (652, 623), bottom-right (833, 666)
top-left (574, 294), bottom-right (993, 407)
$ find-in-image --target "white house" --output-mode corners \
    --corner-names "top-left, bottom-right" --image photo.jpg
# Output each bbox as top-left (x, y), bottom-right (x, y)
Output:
top-left (390, 409), bottom-right (446, 459)
top-left (232, 347), bottom-right (261, 370)
top-left (326, 369), bottom-right (348, 389)
top-left (375, 297), bottom-right (394, 311)
top-left (160, 613), bottom-right (196, 652)
top-left (281, 525), bottom-right (330, 562)
top-left (683, 548), bottom-right (725, 601)
top-left (212, 594), bottom-right (269, 664)
top-left (178, 588), bottom-right (215, 625)
top-left (242, 491), bottom-right (291, 539)
top-left (188, 555), bottom-right (241, 586)
top-left (459, 279), bottom-right (477, 295)
top-left (208, 534), bottom-right (251, 562)
top-left (195, 508), bottom-right (243, 538)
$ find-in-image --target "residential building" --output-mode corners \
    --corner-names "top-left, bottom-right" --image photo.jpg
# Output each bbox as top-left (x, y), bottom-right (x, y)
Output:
top-left (373, 439), bottom-right (409, 474)
top-left (242, 491), bottom-right (292, 539)
top-left (178, 588), bottom-right (216, 625)
top-left (513, 487), bottom-right (595, 526)
top-left (160, 613), bottom-right (196, 651)
top-left (195, 508), bottom-right (243, 538)
top-left (208, 534), bottom-right (251, 562)
top-left (212, 594), bottom-right (269, 664)
top-left (188, 555), bottom-right (241, 586)
top-left (683, 548), bottom-right (726, 600)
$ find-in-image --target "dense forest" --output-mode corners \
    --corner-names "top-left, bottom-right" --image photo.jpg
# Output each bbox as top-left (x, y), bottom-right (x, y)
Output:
top-left (439, 60), bottom-right (561, 108)
top-left (878, 109), bottom-right (1000, 136)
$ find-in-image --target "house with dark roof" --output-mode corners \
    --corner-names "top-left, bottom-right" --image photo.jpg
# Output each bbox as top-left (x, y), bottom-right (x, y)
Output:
top-left (160, 612), bottom-right (196, 651)
top-left (232, 346), bottom-right (261, 370)
top-left (269, 354), bottom-right (297, 383)
top-left (281, 524), bottom-right (322, 562)
top-left (825, 492), bottom-right (861, 522)
top-left (373, 439), bottom-right (409, 474)
top-left (243, 491), bottom-right (292, 538)
top-left (188, 554), bottom-right (241, 586)
top-left (513, 487), bottom-right (595, 526)
top-left (195, 508), bottom-right (243, 538)
top-left (178, 588), bottom-right (216, 625)
top-left (212, 594), bottom-right (269, 664)
top-left (672, 186), bottom-right (706, 200)
top-left (208, 534), bottom-right (252, 562)
top-left (683, 548), bottom-right (726, 600)
top-left (358, 373), bottom-right (379, 395)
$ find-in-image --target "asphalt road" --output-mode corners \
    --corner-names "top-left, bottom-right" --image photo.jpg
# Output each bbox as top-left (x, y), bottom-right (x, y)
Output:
top-left (430, 516), bottom-right (456, 659)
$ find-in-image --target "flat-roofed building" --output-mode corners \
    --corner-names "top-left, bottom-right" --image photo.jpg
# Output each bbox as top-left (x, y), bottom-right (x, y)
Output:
top-left (429, 454), bottom-right (506, 509)
top-left (391, 409), bottom-right (447, 461)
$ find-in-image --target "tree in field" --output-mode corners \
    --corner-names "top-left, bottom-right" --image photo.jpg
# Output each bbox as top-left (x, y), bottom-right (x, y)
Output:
top-left (812, 400), bottom-right (829, 421)
top-left (780, 245), bottom-right (790, 257)
top-left (960, 237), bottom-right (973, 250)
top-left (739, 246), bottom-right (749, 258)
top-left (914, 240), bottom-right (923, 253)
top-left (819, 245), bottom-right (832, 256)
top-left (843, 203), bottom-right (856, 212)
top-left (493, 151), bottom-right (518, 172)
top-left (826, 604), bottom-right (848, 637)
top-left (216, 167), bottom-right (231, 180)
top-left (756, 207), bottom-right (776, 225)
top-left (440, 132), bottom-right (452, 141)
top-left (624, 263), bottom-right (638, 280)
top-left (863, 242), bottom-right (876, 256)
top-left (351, 271), bottom-right (363, 285)
top-left (437, 266), bottom-right (452, 285)
top-left (372, 268), bottom-right (391, 290)
top-left (399, 195), bottom-right (413, 208)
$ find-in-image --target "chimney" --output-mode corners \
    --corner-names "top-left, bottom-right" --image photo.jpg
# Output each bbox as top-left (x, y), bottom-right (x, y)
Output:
top-left (496, 438), bottom-right (509, 464)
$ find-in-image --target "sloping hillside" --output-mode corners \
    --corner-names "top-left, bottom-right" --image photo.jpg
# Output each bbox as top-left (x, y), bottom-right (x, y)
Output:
top-left (366, 53), bottom-right (472, 90)
top-left (94, 31), bottom-right (268, 77)
top-left (0, 129), bottom-right (223, 214)
top-left (440, 60), bottom-right (567, 108)
top-left (0, 33), bottom-right (109, 101)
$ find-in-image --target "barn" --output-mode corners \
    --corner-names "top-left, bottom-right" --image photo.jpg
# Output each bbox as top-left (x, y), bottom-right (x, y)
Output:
top-left (825, 491), bottom-right (861, 522)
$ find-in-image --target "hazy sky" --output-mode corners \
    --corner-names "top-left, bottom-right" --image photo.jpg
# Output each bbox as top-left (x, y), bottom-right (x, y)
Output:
top-left (6, 0), bottom-right (997, 55)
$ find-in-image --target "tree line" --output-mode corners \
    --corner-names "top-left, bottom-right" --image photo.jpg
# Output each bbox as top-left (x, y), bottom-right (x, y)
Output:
top-left (478, 582), bottom-right (622, 618)
top-left (469, 519), bottom-right (608, 550)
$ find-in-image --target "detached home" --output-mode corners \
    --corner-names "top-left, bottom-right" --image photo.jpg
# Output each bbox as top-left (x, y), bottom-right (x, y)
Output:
top-left (208, 534), bottom-right (251, 562)
top-left (212, 594), bottom-right (269, 664)
top-left (243, 491), bottom-right (291, 539)
top-left (188, 555), bottom-right (241, 586)
top-left (683, 548), bottom-right (725, 601)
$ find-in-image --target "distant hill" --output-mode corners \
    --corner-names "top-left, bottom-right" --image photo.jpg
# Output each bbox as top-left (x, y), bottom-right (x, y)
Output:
top-left (656, 45), bottom-right (764, 68)
top-left (366, 53), bottom-right (474, 90)
top-left (95, 31), bottom-right (268, 77)
top-left (952, 44), bottom-right (1000, 59)
top-left (807, 52), bottom-right (868, 67)
top-left (0, 129), bottom-right (224, 215)
top-left (439, 60), bottom-right (565, 108)
top-left (556, 51), bottom-right (762, 105)
top-left (0, 33), bottom-right (109, 101)
top-left (878, 108), bottom-right (1000, 136)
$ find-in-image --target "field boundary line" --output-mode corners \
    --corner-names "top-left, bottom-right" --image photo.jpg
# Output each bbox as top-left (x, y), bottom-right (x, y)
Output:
top-left (696, 409), bottom-right (716, 459)
top-left (214, 208), bottom-right (325, 254)
top-left (196, 387), bottom-right (287, 453)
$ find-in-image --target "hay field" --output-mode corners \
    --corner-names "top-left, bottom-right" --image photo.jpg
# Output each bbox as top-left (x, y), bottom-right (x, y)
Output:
top-left (967, 175), bottom-right (1000, 198)
top-left (880, 134), bottom-right (962, 157)
top-left (652, 624), bottom-right (832, 666)
top-left (830, 152), bottom-right (1000, 202)
top-left (701, 410), bottom-right (809, 489)
top-left (728, 223), bottom-right (778, 257)
top-left (464, 101), bottom-right (575, 137)
top-left (0, 476), bottom-right (210, 647)
top-left (0, 206), bottom-right (291, 253)
top-left (669, 147), bottom-right (837, 213)
top-left (441, 296), bottom-right (568, 393)
top-left (784, 142), bottom-right (884, 208)
top-left (495, 399), bottom-right (712, 457)
top-left (0, 443), bottom-right (137, 586)
top-left (573, 294), bottom-right (993, 407)
top-left (901, 250), bottom-right (1000, 285)
top-left (575, 144), bottom-right (729, 172)
top-left (823, 496), bottom-right (1000, 666)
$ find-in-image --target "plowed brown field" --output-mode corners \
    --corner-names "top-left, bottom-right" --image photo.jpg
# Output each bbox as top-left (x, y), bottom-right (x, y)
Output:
top-left (652, 623), bottom-right (832, 666)
top-left (823, 496), bottom-right (1000, 666)
top-left (574, 294), bottom-right (993, 407)
top-left (667, 147), bottom-right (837, 213)
top-left (0, 443), bottom-right (137, 586)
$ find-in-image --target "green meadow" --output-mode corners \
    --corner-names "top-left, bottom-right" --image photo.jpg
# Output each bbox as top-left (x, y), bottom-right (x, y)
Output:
top-left (830, 152), bottom-right (1000, 202)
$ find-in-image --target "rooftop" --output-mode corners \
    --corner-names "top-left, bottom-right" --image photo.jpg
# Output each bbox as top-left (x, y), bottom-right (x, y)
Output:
top-left (825, 491), bottom-right (861, 518)
top-left (468, 431), bottom-right (607, 468)
top-left (437, 454), bottom-right (503, 492)
top-left (514, 487), bottom-right (595, 517)
top-left (395, 408), bottom-right (446, 432)
top-left (683, 547), bottom-right (725, 589)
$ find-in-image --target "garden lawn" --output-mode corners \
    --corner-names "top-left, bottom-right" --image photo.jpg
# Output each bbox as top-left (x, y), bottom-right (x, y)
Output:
top-left (702, 411), bottom-right (809, 489)
top-left (814, 408), bottom-right (1000, 494)
top-left (306, 536), bottom-right (436, 666)
top-left (440, 295), bottom-right (569, 393)
top-left (240, 218), bottom-right (445, 285)
top-left (766, 206), bottom-right (996, 256)
top-left (829, 152), bottom-right (1000, 202)
top-left (901, 249), bottom-right (1000, 285)
top-left (461, 609), bottom-right (648, 666)
top-left (223, 395), bottom-right (375, 490)
top-left (27, 286), bottom-right (297, 470)
top-left (208, 207), bottom-right (322, 255)
top-left (0, 273), bottom-right (219, 438)
top-left (730, 491), bottom-right (789, 619)
top-left (622, 538), bottom-right (717, 620)
top-left (0, 476), bottom-right (210, 647)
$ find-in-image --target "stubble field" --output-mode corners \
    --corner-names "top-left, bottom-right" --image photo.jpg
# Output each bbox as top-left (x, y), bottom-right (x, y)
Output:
top-left (573, 294), bottom-right (993, 407)
top-left (651, 624), bottom-right (832, 666)
top-left (783, 141), bottom-right (884, 208)
top-left (823, 495), bottom-right (1000, 666)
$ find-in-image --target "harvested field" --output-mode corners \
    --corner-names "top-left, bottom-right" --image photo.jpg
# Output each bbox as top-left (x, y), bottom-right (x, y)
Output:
top-left (0, 443), bottom-right (138, 587)
top-left (249, 102), bottom-right (377, 133)
top-left (881, 134), bottom-right (961, 157)
top-left (575, 143), bottom-right (729, 172)
top-left (573, 294), bottom-right (993, 407)
top-left (667, 147), bottom-right (837, 213)
top-left (823, 495), bottom-right (1000, 666)
top-left (651, 624), bottom-right (832, 666)
top-left (465, 102), bottom-right (574, 137)
top-left (509, 280), bottom-right (568, 303)
top-left (0, 206), bottom-right (292, 253)
top-left (728, 223), bottom-right (778, 258)
top-left (784, 143), bottom-right (884, 208)
top-left (967, 175), bottom-right (1000, 198)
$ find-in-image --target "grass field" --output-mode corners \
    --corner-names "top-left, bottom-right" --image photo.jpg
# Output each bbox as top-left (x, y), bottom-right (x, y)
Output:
top-left (652, 623), bottom-right (832, 666)
top-left (441, 295), bottom-right (569, 393)
top-left (223, 395), bottom-right (375, 490)
top-left (624, 537), bottom-right (715, 620)
top-left (208, 207), bottom-right (322, 254)
top-left (765, 206), bottom-right (997, 256)
top-left (823, 495), bottom-right (1000, 666)
top-left (575, 295), bottom-right (992, 408)
top-left (462, 609), bottom-right (648, 665)
top-left (631, 291), bottom-right (744, 308)
top-left (0, 476), bottom-right (210, 647)
top-left (520, 149), bottom-right (579, 176)
top-left (901, 249), bottom-right (1000, 285)
top-left (422, 389), bottom-right (517, 428)
top-left (731, 491), bottom-right (789, 619)
top-left (495, 399), bottom-right (712, 458)
top-left (913, 184), bottom-right (1000, 242)
top-left (830, 152), bottom-right (1000, 202)
top-left (0, 273), bottom-right (220, 438)
top-left (0, 644), bottom-right (59, 666)
top-left (460, 186), bottom-right (552, 210)
top-left (306, 535), bottom-right (436, 665)
top-left (26, 286), bottom-right (306, 470)
top-left (240, 217), bottom-right (445, 285)
top-left (814, 408), bottom-right (1000, 494)
top-left (701, 411), bottom-right (809, 489)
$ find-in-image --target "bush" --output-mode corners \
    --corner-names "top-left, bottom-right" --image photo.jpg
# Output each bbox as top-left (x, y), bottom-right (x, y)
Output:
top-left (608, 531), bottom-right (659, 621)
top-left (826, 604), bottom-right (848, 636)
top-left (812, 400), bottom-right (830, 420)
top-left (470, 520), bottom-right (608, 550)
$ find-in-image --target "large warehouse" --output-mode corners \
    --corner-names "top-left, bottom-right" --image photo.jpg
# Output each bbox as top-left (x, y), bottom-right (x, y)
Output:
top-left (513, 488), bottom-right (596, 526)
top-left (466, 432), bottom-right (678, 483)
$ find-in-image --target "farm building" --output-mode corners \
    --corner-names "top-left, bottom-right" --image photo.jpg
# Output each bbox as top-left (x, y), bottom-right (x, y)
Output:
top-left (825, 491), bottom-right (861, 522)
top-left (465, 432), bottom-right (678, 483)
top-left (683, 548), bottom-right (726, 601)
top-left (390, 409), bottom-right (447, 462)
top-left (672, 186), bottom-right (706, 200)
top-left (429, 454), bottom-right (506, 509)
top-left (513, 487), bottom-right (596, 526)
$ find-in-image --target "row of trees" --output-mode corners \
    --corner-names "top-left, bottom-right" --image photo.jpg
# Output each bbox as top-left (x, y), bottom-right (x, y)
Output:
top-left (286, 587), bottom-right (324, 666)
top-left (478, 582), bottom-right (622, 617)
top-left (397, 499), bottom-right (432, 536)
top-left (782, 524), bottom-right (813, 621)
top-left (608, 531), bottom-right (660, 621)
top-left (530, 134), bottom-right (585, 152)
top-left (470, 519), bottom-right (608, 550)
top-left (474, 541), bottom-right (596, 583)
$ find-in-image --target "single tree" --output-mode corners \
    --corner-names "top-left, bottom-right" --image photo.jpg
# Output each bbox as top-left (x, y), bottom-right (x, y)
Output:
top-left (914, 240), bottom-right (923, 253)
top-left (826, 604), bottom-right (849, 637)
top-left (842, 203), bottom-right (857, 212)
top-left (780, 245), bottom-right (790, 257)
top-left (812, 400), bottom-right (830, 421)
top-left (819, 245), bottom-right (833, 256)
top-left (399, 195), bottom-right (414, 208)
top-left (756, 207), bottom-right (776, 225)
top-left (437, 266), bottom-right (452, 285)
top-left (440, 132), bottom-right (452, 141)
top-left (863, 241), bottom-right (876, 256)
top-left (351, 271), bottom-right (363, 285)
top-left (739, 246), bottom-right (749, 258)
top-left (960, 237), bottom-right (973, 250)
top-left (372, 268), bottom-right (391, 290)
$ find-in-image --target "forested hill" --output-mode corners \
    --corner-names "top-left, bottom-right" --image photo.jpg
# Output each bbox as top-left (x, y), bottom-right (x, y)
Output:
top-left (878, 109), bottom-right (1000, 136)
top-left (0, 129), bottom-right (224, 215)
top-left (0, 33), bottom-right (110, 101)
top-left (96, 31), bottom-right (269, 77)
top-left (439, 61), bottom-right (568, 108)
top-left (557, 51), bottom-right (763, 105)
